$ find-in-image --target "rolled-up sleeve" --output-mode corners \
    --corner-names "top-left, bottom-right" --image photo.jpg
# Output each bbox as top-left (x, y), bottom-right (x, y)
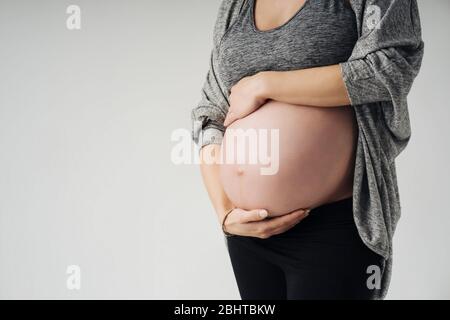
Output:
top-left (191, 0), bottom-right (243, 151)
top-left (191, 49), bottom-right (228, 150)
top-left (340, 0), bottom-right (425, 106)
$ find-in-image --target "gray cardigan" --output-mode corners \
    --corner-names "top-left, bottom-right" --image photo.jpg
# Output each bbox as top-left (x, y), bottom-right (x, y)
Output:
top-left (191, 0), bottom-right (424, 299)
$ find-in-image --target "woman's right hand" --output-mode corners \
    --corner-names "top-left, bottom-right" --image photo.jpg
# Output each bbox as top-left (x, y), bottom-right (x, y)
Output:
top-left (222, 208), bottom-right (310, 239)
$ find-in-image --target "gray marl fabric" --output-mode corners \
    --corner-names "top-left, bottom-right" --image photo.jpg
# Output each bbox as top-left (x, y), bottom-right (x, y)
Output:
top-left (191, 0), bottom-right (424, 299)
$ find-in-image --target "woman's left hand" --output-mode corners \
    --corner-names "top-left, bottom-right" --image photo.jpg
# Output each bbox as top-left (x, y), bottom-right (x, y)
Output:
top-left (223, 72), bottom-right (269, 127)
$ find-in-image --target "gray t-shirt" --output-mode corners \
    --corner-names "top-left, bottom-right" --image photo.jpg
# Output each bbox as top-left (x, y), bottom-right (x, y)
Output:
top-left (191, 0), bottom-right (424, 299)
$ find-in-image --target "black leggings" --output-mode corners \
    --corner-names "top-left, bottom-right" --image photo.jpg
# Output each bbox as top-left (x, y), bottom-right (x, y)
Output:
top-left (225, 197), bottom-right (384, 300)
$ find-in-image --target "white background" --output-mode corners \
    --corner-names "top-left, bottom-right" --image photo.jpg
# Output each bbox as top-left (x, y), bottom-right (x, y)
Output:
top-left (0, 0), bottom-right (448, 299)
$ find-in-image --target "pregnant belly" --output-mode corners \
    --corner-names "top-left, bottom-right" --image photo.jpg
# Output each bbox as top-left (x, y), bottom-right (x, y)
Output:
top-left (219, 100), bottom-right (358, 217)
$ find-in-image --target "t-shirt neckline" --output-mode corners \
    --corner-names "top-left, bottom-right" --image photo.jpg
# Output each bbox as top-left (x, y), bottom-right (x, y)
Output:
top-left (250, 0), bottom-right (311, 34)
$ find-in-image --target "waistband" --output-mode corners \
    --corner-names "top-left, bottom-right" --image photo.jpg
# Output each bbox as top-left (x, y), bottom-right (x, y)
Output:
top-left (311, 197), bottom-right (353, 214)
top-left (304, 197), bottom-right (354, 224)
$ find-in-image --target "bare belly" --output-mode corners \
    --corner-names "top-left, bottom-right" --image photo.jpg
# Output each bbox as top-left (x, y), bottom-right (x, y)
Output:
top-left (219, 100), bottom-right (358, 217)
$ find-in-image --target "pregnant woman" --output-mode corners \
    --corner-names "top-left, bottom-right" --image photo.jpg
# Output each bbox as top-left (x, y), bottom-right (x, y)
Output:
top-left (191, 0), bottom-right (424, 299)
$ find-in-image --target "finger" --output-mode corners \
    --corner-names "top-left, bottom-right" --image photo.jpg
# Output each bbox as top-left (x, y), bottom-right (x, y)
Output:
top-left (262, 209), bottom-right (309, 232)
top-left (223, 112), bottom-right (234, 127)
top-left (270, 215), bottom-right (307, 235)
top-left (239, 209), bottom-right (269, 223)
top-left (225, 110), bottom-right (240, 127)
top-left (258, 218), bottom-right (304, 238)
top-left (268, 208), bottom-right (312, 235)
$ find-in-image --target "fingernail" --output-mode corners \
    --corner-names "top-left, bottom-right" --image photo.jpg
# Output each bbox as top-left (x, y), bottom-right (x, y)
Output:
top-left (259, 210), bottom-right (268, 218)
